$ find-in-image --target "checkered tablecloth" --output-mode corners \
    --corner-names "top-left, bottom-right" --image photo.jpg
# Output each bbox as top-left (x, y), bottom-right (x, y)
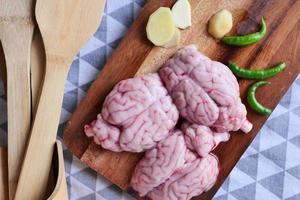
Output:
top-left (1, 1), bottom-right (300, 199)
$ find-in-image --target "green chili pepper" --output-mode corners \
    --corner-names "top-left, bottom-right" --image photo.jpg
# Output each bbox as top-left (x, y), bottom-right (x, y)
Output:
top-left (247, 81), bottom-right (272, 115)
top-left (222, 17), bottom-right (267, 46)
top-left (227, 61), bottom-right (286, 79)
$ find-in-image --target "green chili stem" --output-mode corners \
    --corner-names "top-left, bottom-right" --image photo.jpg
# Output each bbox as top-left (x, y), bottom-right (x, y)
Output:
top-left (247, 81), bottom-right (272, 115)
top-left (227, 61), bottom-right (286, 79)
top-left (222, 17), bottom-right (267, 46)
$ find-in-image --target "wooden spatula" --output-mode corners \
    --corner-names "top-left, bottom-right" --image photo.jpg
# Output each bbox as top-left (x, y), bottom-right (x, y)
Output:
top-left (0, 1), bottom-right (35, 199)
top-left (14, 0), bottom-right (105, 199)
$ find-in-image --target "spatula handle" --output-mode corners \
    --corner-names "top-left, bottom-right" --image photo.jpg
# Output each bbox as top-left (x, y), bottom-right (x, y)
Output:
top-left (0, 26), bottom-right (33, 200)
top-left (15, 62), bottom-right (68, 200)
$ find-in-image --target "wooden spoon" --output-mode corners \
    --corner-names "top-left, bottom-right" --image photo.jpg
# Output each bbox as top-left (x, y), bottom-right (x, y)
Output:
top-left (0, 30), bottom-right (45, 200)
top-left (1, 22), bottom-right (68, 200)
top-left (15, 0), bottom-right (105, 199)
top-left (0, 1), bottom-right (35, 199)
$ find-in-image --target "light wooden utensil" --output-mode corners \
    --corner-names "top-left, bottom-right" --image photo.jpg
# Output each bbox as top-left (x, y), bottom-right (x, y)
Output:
top-left (30, 31), bottom-right (68, 200)
top-left (0, 1), bottom-right (35, 199)
top-left (15, 0), bottom-right (105, 199)
top-left (0, 32), bottom-right (45, 200)
top-left (1, 25), bottom-right (68, 200)
top-left (0, 143), bottom-right (68, 200)
top-left (1, 22), bottom-right (68, 200)
top-left (5, 31), bottom-right (67, 199)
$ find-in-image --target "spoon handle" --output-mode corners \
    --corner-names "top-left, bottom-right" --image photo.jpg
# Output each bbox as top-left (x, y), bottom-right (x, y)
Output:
top-left (15, 62), bottom-right (68, 200)
top-left (0, 25), bottom-right (33, 200)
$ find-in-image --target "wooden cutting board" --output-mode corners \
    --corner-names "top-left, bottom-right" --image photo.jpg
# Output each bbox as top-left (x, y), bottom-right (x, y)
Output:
top-left (63, 0), bottom-right (300, 199)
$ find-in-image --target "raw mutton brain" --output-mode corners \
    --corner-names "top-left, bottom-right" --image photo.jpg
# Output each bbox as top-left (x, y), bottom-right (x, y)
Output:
top-left (131, 130), bottom-right (186, 196)
top-left (84, 73), bottom-right (179, 152)
top-left (85, 114), bottom-right (123, 151)
top-left (148, 153), bottom-right (219, 200)
top-left (84, 45), bottom-right (254, 200)
top-left (159, 45), bottom-right (253, 133)
top-left (181, 122), bottom-right (230, 157)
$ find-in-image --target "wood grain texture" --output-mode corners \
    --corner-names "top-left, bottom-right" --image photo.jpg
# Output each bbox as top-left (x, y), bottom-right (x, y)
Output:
top-left (0, 144), bottom-right (68, 200)
top-left (0, 147), bottom-right (8, 200)
top-left (63, 0), bottom-right (300, 199)
top-left (0, 31), bottom-right (46, 123)
top-left (14, 1), bottom-right (106, 199)
top-left (0, 16), bottom-right (68, 200)
top-left (0, 0), bottom-right (35, 198)
top-left (0, 27), bottom-right (46, 116)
